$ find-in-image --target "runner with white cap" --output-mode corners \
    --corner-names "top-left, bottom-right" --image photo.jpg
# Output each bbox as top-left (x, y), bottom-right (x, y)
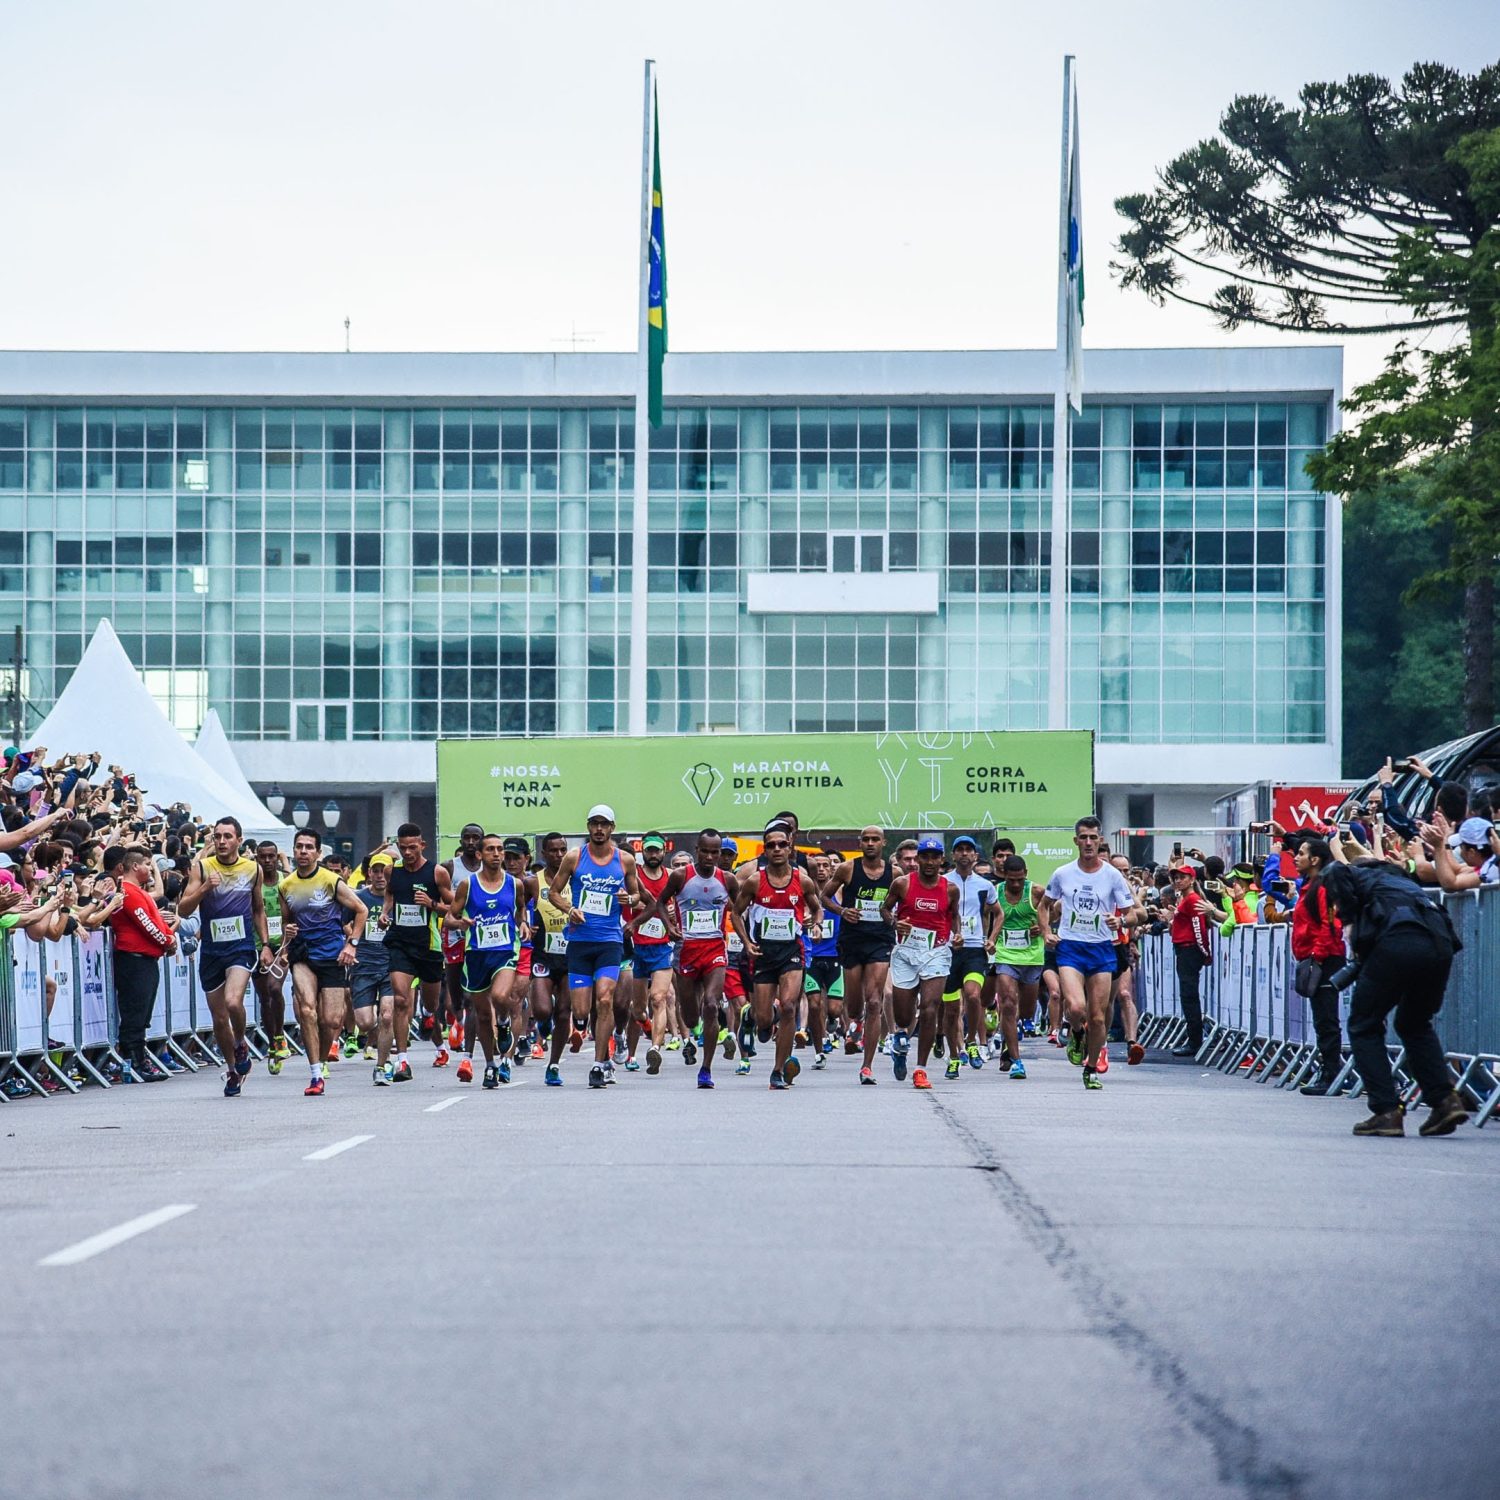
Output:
top-left (547, 805), bottom-right (642, 1089)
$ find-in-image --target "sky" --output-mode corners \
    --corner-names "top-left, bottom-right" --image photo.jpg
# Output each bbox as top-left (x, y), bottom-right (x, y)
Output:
top-left (1, 0), bottom-right (1494, 398)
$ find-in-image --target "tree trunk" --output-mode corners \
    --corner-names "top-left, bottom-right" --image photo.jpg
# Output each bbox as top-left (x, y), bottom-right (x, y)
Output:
top-left (1462, 568), bottom-right (1495, 732)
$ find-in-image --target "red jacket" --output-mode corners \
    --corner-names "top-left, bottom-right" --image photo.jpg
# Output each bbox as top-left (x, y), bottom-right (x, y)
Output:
top-left (110, 882), bottom-right (175, 957)
top-left (1291, 883), bottom-right (1344, 961)
top-left (1170, 890), bottom-right (1213, 957)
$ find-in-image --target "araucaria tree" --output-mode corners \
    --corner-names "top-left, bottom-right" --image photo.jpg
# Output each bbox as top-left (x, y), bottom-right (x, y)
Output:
top-left (1114, 62), bottom-right (1500, 730)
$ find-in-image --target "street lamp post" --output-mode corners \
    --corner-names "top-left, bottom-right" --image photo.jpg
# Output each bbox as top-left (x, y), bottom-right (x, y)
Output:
top-left (291, 799), bottom-right (310, 830)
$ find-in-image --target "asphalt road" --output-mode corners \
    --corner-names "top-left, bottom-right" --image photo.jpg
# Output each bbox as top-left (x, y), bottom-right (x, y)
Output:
top-left (1, 1039), bottom-right (1495, 1500)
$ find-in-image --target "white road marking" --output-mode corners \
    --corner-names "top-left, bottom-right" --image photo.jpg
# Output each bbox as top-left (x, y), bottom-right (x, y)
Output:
top-left (39, 1204), bottom-right (197, 1267)
top-left (424, 1096), bottom-right (467, 1113)
top-left (303, 1134), bottom-right (374, 1161)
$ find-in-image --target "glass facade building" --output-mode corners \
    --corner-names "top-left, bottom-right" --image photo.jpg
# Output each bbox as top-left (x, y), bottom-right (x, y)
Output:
top-left (0, 348), bottom-right (1342, 839)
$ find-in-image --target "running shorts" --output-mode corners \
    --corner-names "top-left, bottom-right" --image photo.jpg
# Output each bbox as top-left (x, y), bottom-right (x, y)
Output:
top-left (351, 966), bottom-right (394, 1010)
top-left (803, 957), bottom-right (842, 997)
top-left (724, 966), bottom-right (746, 1002)
top-left (890, 937), bottom-right (952, 989)
top-left (947, 947), bottom-right (989, 992)
top-left (517, 948), bottom-right (534, 980)
top-left (567, 939), bottom-right (624, 989)
top-left (632, 943), bottom-right (673, 977)
top-left (386, 943), bottom-right (445, 985)
top-left (1055, 939), bottom-right (1118, 978)
top-left (463, 949), bottom-right (518, 993)
top-left (837, 927), bottom-right (895, 969)
top-left (199, 945), bottom-right (256, 994)
top-left (993, 963), bottom-right (1044, 985)
top-left (677, 938), bottom-right (728, 979)
top-left (287, 940), bottom-right (352, 992)
top-left (752, 940), bottom-right (804, 987)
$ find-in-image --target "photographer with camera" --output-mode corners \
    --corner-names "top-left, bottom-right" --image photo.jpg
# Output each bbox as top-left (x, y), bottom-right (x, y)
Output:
top-left (1318, 860), bottom-right (1470, 1138)
top-left (1288, 839), bottom-right (1349, 1096)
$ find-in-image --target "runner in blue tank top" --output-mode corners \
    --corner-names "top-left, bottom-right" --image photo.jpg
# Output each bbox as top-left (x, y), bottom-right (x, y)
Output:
top-left (547, 805), bottom-right (642, 1090)
top-left (445, 834), bottom-right (528, 1090)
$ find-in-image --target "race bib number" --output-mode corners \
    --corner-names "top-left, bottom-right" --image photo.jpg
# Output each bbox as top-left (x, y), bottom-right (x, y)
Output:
top-left (638, 917), bottom-right (666, 940)
top-left (546, 930), bottom-right (569, 955)
top-left (760, 911), bottom-right (797, 943)
top-left (904, 927), bottom-right (937, 950)
top-left (209, 915), bottom-right (246, 945)
top-left (475, 919), bottom-right (512, 950)
top-left (961, 913), bottom-right (982, 942)
top-left (1004, 929), bottom-right (1031, 949)
top-left (857, 898), bottom-right (884, 919)
top-left (727, 931), bottom-right (744, 955)
top-left (395, 902), bottom-right (425, 928)
top-left (684, 908), bottom-right (721, 937)
top-left (581, 889), bottom-right (614, 917)
top-left (266, 915), bottom-right (282, 942)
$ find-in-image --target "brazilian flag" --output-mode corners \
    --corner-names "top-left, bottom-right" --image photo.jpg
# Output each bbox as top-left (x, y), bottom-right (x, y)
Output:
top-left (647, 88), bottom-right (667, 427)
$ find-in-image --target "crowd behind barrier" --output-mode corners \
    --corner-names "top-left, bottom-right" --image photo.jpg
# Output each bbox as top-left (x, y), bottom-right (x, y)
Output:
top-left (1135, 885), bottom-right (1500, 1128)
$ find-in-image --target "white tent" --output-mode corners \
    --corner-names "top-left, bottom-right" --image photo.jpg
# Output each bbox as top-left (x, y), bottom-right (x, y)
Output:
top-left (193, 707), bottom-right (294, 849)
top-left (26, 619), bottom-right (291, 845)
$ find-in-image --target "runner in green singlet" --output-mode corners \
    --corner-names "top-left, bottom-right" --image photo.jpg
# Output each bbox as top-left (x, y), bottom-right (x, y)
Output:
top-left (988, 855), bottom-right (1052, 1080)
top-left (253, 839), bottom-right (291, 1071)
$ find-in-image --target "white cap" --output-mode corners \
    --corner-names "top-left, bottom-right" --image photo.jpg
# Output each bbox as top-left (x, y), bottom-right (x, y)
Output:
top-left (587, 804), bottom-right (616, 824)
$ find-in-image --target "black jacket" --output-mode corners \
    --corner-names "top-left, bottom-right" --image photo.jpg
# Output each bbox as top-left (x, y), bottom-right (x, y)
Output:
top-left (1324, 861), bottom-right (1460, 961)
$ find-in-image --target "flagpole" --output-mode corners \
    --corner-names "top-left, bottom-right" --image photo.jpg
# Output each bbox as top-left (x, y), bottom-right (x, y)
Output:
top-left (1046, 54), bottom-right (1074, 732)
top-left (628, 58), bottom-right (655, 738)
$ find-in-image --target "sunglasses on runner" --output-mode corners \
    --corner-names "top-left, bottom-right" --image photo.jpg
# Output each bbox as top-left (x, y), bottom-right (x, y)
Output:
top-left (765, 838), bottom-right (790, 849)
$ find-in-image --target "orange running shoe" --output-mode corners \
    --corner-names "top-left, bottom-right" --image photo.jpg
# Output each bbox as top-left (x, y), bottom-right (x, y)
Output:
top-left (530, 1040), bottom-right (546, 1059)
top-left (912, 1068), bottom-right (932, 1090)
top-left (456, 1057), bottom-right (473, 1083)
top-left (1127, 1041), bottom-right (1145, 1066)
top-left (568, 1028), bottom-right (584, 1053)
top-left (448, 1022), bottom-right (464, 1050)
top-left (433, 1047), bottom-right (450, 1068)
top-left (326, 1039), bottom-right (340, 1062)
top-left (1097, 1047), bottom-right (1110, 1074)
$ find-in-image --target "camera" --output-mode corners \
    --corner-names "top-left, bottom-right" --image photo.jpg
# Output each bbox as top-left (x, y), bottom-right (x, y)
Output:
top-left (1328, 960), bottom-right (1360, 992)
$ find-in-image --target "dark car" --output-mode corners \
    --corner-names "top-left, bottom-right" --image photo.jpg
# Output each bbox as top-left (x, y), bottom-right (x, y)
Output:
top-left (1339, 724), bottom-right (1500, 825)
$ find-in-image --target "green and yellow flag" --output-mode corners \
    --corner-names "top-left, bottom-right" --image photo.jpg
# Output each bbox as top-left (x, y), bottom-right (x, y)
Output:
top-left (647, 88), bottom-right (667, 427)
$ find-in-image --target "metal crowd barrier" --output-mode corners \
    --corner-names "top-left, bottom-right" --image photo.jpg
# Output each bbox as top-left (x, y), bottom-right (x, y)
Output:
top-left (1136, 886), bottom-right (1500, 1128)
top-left (0, 930), bottom-right (291, 1099)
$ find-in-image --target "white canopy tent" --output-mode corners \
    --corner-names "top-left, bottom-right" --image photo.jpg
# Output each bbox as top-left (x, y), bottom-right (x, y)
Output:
top-left (26, 620), bottom-right (292, 847)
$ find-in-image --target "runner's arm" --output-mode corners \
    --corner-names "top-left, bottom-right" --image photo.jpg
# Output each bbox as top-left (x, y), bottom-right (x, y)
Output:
top-left (444, 878), bottom-right (473, 929)
top-left (549, 851), bottom-right (580, 920)
top-left (819, 861), bottom-right (850, 915)
top-left (332, 879), bottom-right (369, 944)
top-left (429, 863), bottom-right (455, 916)
top-left (175, 858), bottom-right (208, 917)
top-left (880, 875), bottom-right (908, 929)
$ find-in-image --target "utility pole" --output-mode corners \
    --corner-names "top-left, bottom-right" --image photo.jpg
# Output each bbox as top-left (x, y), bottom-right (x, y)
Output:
top-left (9, 626), bottom-right (23, 747)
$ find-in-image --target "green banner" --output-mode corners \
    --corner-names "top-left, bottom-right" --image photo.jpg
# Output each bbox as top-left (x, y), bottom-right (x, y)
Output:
top-left (437, 731), bottom-right (1093, 840)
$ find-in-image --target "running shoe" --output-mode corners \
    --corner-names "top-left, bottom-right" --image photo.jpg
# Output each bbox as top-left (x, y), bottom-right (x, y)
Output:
top-left (267, 1054), bottom-right (283, 1077)
top-left (682, 1037), bottom-right (698, 1065)
top-left (392, 1060), bottom-right (413, 1083)
top-left (966, 1043), bottom-right (984, 1070)
top-left (985, 1009), bottom-right (1000, 1032)
top-left (448, 1021), bottom-right (464, 1050)
top-left (720, 1028), bottom-right (736, 1061)
top-left (272, 1035), bottom-right (291, 1061)
top-left (223, 1071), bottom-right (243, 1098)
top-left (891, 1029), bottom-right (910, 1082)
top-left (321, 1061), bottom-right (330, 1079)
top-left (498, 1058), bottom-right (512, 1084)
top-left (822, 1035), bottom-right (835, 1055)
top-left (795, 1029), bottom-right (810, 1048)
top-left (433, 1047), bottom-right (450, 1068)
top-left (933, 1035), bottom-right (946, 1059)
top-left (945, 1057), bottom-right (962, 1081)
top-left (1127, 1042), bottom-right (1145, 1066)
top-left (859, 1066), bottom-right (876, 1085)
top-left (342, 1034), bottom-right (359, 1059)
top-left (233, 1041), bottom-right (253, 1077)
top-left (611, 1031), bottom-right (626, 1061)
top-left (456, 1058), bottom-right (474, 1083)
top-left (1066, 1031), bottom-right (1085, 1067)
top-left (530, 1040), bottom-right (546, 1059)
top-left (482, 1065), bottom-right (499, 1089)
top-left (1096, 1047), bottom-right (1110, 1074)
top-left (545, 1064), bottom-right (562, 1086)
top-left (364, 1044), bottom-right (376, 1061)
top-left (664, 1036), bottom-right (682, 1051)
top-left (784, 1056), bottom-right (801, 1086)
top-left (692, 1022), bottom-right (704, 1043)
top-left (1047, 1029), bottom-right (1061, 1047)
top-left (304, 1076), bottom-right (325, 1097)
top-left (568, 1028), bottom-right (584, 1053)
top-left (326, 1040), bottom-right (340, 1062)
top-left (624, 1057), bottom-right (641, 1072)
top-left (603, 1061), bottom-right (617, 1085)
top-left (646, 1045), bottom-right (662, 1074)
top-left (1083, 1069), bottom-right (1102, 1090)
top-left (735, 1059), bottom-right (752, 1075)
top-left (374, 1064), bottom-right (392, 1086)
top-left (911, 1068), bottom-right (931, 1090)
top-left (768, 1071), bottom-right (788, 1090)
top-left (497, 1021), bottom-right (514, 1057)
top-left (812, 1054), bottom-right (826, 1070)
top-left (512, 1047), bottom-right (527, 1068)
top-left (588, 1064), bottom-right (607, 1089)
top-left (697, 1068), bottom-right (715, 1090)
top-left (1009, 1059), bottom-right (1027, 1080)
top-left (844, 1029), bottom-right (862, 1055)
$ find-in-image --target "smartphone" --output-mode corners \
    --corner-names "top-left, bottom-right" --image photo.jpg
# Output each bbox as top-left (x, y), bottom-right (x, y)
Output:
top-left (1204, 879), bottom-right (1224, 894)
top-left (1172, 841), bottom-right (1183, 858)
top-left (1392, 759), bottom-right (1413, 773)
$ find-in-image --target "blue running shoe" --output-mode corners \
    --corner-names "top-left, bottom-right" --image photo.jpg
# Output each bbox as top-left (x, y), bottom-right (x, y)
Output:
top-left (544, 1063), bottom-right (562, 1086)
top-left (498, 1058), bottom-right (512, 1084)
top-left (223, 1071), bottom-right (242, 1098)
top-left (784, 1056), bottom-right (801, 1085)
top-left (892, 1029), bottom-right (910, 1083)
top-left (768, 1071), bottom-right (788, 1090)
top-left (697, 1068), bottom-right (715, 1089)
top-left (735, 1059), bottom-right (752, 1075)
top-left (233, 1041), bottom-right (252, 1076)
top-left (624, 1057), bottom-right (641, 1072)
top-left (1009, 1059), bottom-right (1027, 1080)
top-left (482, 1065), bottom-right (500, 1089)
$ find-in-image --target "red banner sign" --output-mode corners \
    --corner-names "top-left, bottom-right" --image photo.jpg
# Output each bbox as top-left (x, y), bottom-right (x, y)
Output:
top-left (1272, 784), bottom-right (1355, 831)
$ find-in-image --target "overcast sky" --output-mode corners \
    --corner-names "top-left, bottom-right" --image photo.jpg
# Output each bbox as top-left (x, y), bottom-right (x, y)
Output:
top-left (1, 1), bottom-right (1493, 396)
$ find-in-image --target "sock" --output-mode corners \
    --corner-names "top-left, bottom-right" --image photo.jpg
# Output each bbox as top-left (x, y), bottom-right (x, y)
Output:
top-left (397, 1051), bottom-right (409, 1068)
top-left (310, 1061), bottom-right (322, 1080)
